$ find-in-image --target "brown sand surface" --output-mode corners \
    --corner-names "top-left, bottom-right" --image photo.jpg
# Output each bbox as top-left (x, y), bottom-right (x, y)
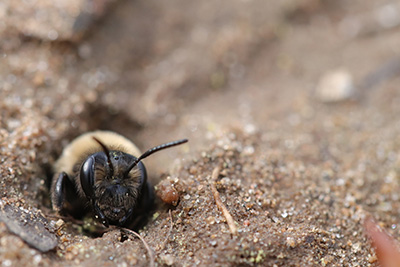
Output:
top-left (1, 0), bottom-right (400, 266)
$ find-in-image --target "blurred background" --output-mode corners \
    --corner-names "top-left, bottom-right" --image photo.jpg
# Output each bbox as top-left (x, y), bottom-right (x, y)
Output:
top-left (1, 0), bottom-right (399, 159)
top-left (1, 0), bottom-right (400, 265)
top-left (2, 0), bottom-right (399, 147)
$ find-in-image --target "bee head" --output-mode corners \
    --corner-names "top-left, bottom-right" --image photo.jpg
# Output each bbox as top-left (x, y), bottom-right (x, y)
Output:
top-left (80, 137), bottom-right (188, 227)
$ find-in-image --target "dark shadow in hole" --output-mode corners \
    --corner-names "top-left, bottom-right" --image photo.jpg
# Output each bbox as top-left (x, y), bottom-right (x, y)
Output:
top-left (120, 231), bottom-right (129, 242)
top-left (43, 101), bottom-right (143, 204)
top-left (81, 102), bottom-right (143, 134)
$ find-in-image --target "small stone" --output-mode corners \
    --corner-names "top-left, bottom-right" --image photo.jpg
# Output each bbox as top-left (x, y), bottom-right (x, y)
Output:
top-left (155, 179), bottom-right (180, 206)
top-left (352, 242), bottom-right (361, 253)
top-left (316, 69), bottom-right (355, 103)
top-left (206, 216), bottom-right (216, 225)
top-left (55, 219), bottom-right (65, 229)
top-left (0, 204), bottom-right (57, 252)
top-left (243, 146), bottom-right (255, 155)
top-left (286, 237), bottom-right (296, 248)
top-left (281, 211), bottom-right (288, 218)
top-left (189, 166), bottom-right (197, 175)
top-left (1, 0), bottom-right (118, 41)
top-left (375, 4), bottom-right (400, 29)
top-left (321, 255), bottom-right (334, 266)
top-left (368, 254), bottom-right (378, 263)
top-left (160, 254), bottom-right (175, 266)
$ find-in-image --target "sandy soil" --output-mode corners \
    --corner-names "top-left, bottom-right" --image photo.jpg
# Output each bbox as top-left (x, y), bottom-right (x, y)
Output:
top-left (1, 0), bottom-right (400, 266)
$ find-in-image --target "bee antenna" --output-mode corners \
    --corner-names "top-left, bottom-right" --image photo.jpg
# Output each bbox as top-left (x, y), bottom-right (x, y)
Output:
top-left (92, 137), bottom-right (114, 176)
top-left (125, 139), bottom-right (188, 175)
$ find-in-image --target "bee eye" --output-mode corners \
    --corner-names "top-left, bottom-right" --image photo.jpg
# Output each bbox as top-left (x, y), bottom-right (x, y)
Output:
top-left (80, 155), bottom-right (95, 199)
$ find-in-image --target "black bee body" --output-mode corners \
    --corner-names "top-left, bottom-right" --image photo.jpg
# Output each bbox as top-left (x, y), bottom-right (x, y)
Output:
top-left (51, 131), bottom-right (187, 229)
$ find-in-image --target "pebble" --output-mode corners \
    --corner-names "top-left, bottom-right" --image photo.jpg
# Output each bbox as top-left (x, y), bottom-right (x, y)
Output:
top-left (155, 179), bottom-right (180, 206)
top-left (0, 0), bottom-right (118, 41)
top-left (315, 69), bottom-right (355, 103)
top-left (160, 254), bottom-right (175, 266)
top-left (286, 237), bottom-right (296, 248)
top-left (375, 4), bottom-right (400, 29)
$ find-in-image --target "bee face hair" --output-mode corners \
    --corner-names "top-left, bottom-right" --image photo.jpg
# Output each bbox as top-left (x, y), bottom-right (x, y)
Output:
top-left (51, 130), bottom-right (188, 229)
top-left (80, 139), bottom-right (145, 226)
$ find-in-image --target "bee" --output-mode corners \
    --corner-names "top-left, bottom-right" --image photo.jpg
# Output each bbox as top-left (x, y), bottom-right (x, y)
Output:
top-left (51, 130), bottom-right (188, 229)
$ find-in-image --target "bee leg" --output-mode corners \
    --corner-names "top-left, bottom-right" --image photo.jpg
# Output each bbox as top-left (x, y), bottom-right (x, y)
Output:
top-left (119, 207), bottom-right (134, 226)
top-left (93, 201), bottom-right (109, 227)
top-left (51, 172), bottom-right (71, 212)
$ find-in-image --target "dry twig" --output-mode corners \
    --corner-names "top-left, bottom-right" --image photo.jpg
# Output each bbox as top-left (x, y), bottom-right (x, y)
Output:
top-left (118, 227), bottom-right (155, 267)
top-left (158, 209), bottom-right (174, 251)
top-left (210, 165), bottom-right (238, 235)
